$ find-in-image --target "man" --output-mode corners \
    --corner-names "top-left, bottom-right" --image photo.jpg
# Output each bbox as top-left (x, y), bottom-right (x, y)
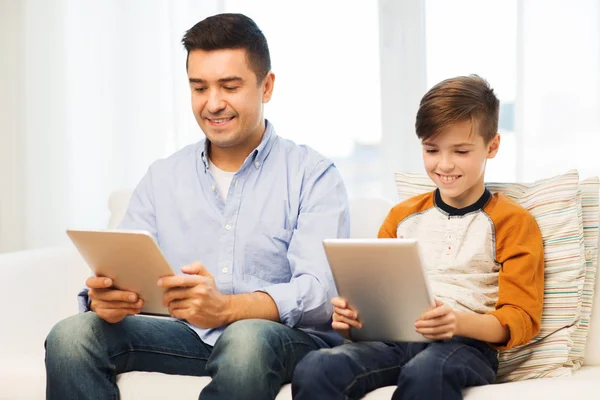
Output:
top-left (45, 13), bottom-right (349, 400)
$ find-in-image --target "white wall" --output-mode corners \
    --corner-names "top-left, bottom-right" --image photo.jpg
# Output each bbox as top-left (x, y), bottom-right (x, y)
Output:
top-left (0, 0), bottom-right (26, 252)
top-left (0, 0), bottom-right (218, 252)
top-left (378, 0), bottom-right (427, 199)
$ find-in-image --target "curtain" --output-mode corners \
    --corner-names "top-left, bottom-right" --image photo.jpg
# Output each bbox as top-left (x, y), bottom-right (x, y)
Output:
top-left (0, 0), bottom-right (219, 251)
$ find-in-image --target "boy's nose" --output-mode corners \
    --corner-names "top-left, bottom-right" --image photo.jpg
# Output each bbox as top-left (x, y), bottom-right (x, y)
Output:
top-left (439, 158), bottom-right (455, 172)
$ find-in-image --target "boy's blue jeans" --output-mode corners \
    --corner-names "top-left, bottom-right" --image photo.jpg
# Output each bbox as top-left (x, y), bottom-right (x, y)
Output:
top-left (45, 312), bottom-right (321, 400)
top-left (292, 336), bottom-right (499, 400)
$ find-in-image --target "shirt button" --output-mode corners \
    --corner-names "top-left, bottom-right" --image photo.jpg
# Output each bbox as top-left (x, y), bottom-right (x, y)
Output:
top-left (255, 161), bottom-right (260, 168)
top-left (211, 185), bottom-right (216, 192)
top-left (225, 224), bottom-right (232, 231)
top-left (222, 267), bottom-right (229, 273)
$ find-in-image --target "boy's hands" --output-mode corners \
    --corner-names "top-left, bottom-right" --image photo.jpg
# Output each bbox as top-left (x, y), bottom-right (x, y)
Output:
top-left (415, 299), bottom-right (459, 340)
top-left (331, 297), bottom-right (461, 341)
top-left (331, 297), bottom-right (362, 339)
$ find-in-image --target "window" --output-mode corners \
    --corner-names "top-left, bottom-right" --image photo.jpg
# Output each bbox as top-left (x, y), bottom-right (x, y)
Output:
top-left (225, 0), bottom-right (383, 197)
top-left (425, 0), bottom-right (518, 182)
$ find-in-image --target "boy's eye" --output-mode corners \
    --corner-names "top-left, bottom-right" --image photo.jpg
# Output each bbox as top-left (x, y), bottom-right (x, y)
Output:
top-left (456, 150), bottom-right (469, 155)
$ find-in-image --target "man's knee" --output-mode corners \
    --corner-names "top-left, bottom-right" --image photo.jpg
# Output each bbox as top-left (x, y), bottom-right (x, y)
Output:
top-left (213, 319), bottom-right (286, 368)
top-left (45, 312), bottom-right (104, 362)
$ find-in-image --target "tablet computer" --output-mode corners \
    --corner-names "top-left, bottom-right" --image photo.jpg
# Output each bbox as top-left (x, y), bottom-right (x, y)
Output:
top-left (323, 238), bottom-right (435, 342)
top-left (66, 229), bottom-right (175, 316)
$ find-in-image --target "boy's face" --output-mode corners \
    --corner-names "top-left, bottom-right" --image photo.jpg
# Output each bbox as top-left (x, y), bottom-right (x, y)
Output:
top-left (187, 48), bottom-right (274, 151)
top-left (421, 120), bottom-right (500, 209)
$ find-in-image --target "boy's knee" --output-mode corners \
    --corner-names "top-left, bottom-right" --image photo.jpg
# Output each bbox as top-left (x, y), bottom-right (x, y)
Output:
top-left (398, 350), bottom-right (441, 386)
top-left (293, 348), bottom-right (347, 389)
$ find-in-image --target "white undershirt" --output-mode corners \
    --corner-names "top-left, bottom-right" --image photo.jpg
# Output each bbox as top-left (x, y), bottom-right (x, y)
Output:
top-left (208, 159), bottom-right (236, 201)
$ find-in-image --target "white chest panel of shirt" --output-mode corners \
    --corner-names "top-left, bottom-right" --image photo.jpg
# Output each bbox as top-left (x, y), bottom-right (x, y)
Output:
top-left (208, 159), bottom-right (236, 201)
top-left (396, 208), bottom-right (500, 314)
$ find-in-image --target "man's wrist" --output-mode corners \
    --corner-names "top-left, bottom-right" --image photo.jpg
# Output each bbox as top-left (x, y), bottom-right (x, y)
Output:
top-left (220, 294), bottom-right (236, 325)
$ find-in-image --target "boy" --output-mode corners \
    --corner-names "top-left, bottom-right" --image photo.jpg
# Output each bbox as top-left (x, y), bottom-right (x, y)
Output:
top-left (291, 75), bottom-right (545, 400)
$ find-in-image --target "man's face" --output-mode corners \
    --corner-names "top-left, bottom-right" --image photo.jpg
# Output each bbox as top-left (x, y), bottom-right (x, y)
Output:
top-left (187, 49), bottom-right (274, 150)
top-left (421, 120), bottom-right (500, 209)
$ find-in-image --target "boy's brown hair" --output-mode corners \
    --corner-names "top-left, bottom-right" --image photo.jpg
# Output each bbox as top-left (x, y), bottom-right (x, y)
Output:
top-left (415, 75), bottom-right (499, 143)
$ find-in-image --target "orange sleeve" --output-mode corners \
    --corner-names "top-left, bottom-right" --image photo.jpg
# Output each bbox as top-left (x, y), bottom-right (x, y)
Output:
top-left (377, 192), bottom-right (435, 239)
top-left (378, 209), bottom-right (399, 238)
top-left (486, 194), bottom-right (545, 350)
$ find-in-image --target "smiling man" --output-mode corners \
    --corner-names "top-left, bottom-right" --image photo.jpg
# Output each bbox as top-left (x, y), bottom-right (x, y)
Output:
top-left (44, 13), bottom-right (349, 400)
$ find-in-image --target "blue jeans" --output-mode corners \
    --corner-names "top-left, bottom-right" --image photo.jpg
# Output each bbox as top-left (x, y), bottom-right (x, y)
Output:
top-left (292, 336), bottom-right (499, 400)
top-left (45, 312), bottom-right (321, 400)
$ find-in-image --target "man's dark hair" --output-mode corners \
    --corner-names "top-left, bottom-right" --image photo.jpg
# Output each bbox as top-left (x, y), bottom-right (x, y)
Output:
top-left (182, 13), bottom-right (271, 82)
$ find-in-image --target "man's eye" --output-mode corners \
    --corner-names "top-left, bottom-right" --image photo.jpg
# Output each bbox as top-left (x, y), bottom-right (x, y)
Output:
top-left (224, 86), bottom-right (239, 92)
top-left (425, 149), bottom-right (438, 154)
top-left (194, 87), bottom-right (206, 93)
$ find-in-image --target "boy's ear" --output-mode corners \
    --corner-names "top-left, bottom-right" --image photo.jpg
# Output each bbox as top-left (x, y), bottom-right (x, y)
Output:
top-left (487, 134), bottom-right (500, 159)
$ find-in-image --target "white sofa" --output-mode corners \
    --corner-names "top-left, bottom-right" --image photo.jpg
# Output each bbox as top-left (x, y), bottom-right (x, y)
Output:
top-left (1, 193), bottom-right (599, 399)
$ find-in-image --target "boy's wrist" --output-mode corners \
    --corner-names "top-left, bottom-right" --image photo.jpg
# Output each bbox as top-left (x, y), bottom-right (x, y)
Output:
top-left (454, 311), bottom-right (465, 337)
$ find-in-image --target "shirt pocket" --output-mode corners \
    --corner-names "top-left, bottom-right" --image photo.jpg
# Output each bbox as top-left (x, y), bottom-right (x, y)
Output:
top-left (244, 224), bottom-right (293, 284)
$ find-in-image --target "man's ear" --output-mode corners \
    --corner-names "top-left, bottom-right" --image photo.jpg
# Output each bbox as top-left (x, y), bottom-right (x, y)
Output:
top-left (262, 71), bottom-right (275, 104)
top-left (487, 134), bottom-right (501, 159)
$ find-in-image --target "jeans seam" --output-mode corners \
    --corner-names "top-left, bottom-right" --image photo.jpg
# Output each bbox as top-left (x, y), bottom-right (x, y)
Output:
top-left (436, 344), bottom-right (464, 395)
top-left (284, 340), bottom-right (319, 350)
top-left (459, 350), bottom-right (496, 382)
top-left (110, 348), bottom-right (210, 361)
top-left (108, 368), bottom-right (119, 400)
top-left (342, 364), bottom-right (402, 397)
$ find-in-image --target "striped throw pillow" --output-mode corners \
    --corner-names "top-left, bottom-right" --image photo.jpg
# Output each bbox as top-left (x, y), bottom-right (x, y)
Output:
top-left (568, 177), bottom-right (600, 367)
top-left (394, 170), bottom-right (587, 382)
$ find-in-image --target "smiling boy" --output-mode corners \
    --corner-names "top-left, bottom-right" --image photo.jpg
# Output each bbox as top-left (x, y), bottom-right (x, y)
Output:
top-left (292, 75), bottom-right (545, 400)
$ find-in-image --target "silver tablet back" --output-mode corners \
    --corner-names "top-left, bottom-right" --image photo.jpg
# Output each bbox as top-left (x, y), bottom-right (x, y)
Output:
top-left (323, 238), bottom-right (435, 342)
top-left (66, 229), bottom-right (174, 316)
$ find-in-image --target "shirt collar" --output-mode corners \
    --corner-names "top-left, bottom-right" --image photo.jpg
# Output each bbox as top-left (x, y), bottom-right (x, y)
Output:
top-left (198, 119), bottom-right (276, 172)
top-left (434, 187), bottom-right (492, 216)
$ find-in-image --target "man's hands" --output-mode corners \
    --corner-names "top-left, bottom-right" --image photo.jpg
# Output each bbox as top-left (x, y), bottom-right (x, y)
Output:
top-left (87, 276), bottom-right (143, 324)
top-left (414, 299), bottom-right (459, 340)
top-left (158, 262), bottom-right (232, 329)
top-left (331, 297), bottom-right (362, 339)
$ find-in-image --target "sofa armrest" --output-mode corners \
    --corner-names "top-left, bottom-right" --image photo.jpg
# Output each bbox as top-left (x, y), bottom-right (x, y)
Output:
top-left (0, 246), bottom-right (89, 360)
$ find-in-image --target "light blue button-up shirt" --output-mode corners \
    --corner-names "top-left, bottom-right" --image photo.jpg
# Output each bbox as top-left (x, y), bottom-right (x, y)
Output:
top-left (79, 121), bottom-right (350, 347)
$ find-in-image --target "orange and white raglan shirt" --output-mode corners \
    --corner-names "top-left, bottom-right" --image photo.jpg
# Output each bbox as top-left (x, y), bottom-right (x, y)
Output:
top-left (378, 189), bottom-right (544, 350)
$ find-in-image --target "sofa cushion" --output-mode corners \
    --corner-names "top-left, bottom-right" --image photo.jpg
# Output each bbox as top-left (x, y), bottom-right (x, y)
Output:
top-left (394, 170), bottom-right (586, 381)
top-left (113, 367), bottom-right (600, 399)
